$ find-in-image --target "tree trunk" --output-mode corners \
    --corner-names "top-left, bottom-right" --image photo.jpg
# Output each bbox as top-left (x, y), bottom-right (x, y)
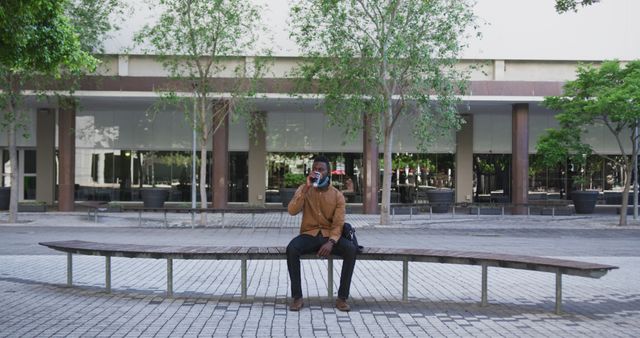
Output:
top-left (7, 73), bottom-right (19, 223)
top-left (380, 107), bottom-right (394, 225)
top-left (199, 140), bottom-right (207, 225)
top-left (7, 106), bottom-right (18, 223)
top-left (198, 95), bottom-right (209, 226)
top-left (620, 162), bottom-right (631, 226)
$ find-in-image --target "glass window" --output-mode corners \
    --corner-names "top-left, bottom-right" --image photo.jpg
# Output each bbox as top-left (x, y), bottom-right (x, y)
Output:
top-left (24, 150), bottom-right (36, 174)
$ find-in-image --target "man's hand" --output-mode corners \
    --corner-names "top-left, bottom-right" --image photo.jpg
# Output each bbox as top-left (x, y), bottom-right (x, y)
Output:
top-left (317, 240), bottom-right (334, 257)
top-left (306, 172), bottom-right (314, 187)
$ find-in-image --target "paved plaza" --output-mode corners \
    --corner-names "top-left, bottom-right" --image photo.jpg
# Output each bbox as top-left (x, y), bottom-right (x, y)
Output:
top-left (1, 211), bottom-right (639, 337)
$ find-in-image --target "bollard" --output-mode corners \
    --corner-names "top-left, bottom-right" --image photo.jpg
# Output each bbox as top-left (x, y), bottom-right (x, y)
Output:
top-left (67, 253), bottom-right (73, 286)
top-left (105, 256), bottom-right (111, 293)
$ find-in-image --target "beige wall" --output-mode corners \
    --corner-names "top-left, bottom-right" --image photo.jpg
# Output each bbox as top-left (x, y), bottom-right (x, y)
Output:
top-left (119, 55), bottom-right (595, 83)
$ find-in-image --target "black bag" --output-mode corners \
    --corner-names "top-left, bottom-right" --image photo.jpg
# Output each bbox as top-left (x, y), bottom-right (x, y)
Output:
top-left (342, 222), bottom-right (363, 253)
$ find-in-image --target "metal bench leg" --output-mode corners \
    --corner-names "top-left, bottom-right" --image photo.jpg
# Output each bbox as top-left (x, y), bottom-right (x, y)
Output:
top-left (252, 213), bottom-right (255, 229)
top-left (138, 210), bottom-right (142, 226)
top-left (402, 259), bottom-right (409, 302)
top-left (328, 258), bottom-right (333, 299)
top-left (481, 265), bottom-right (488, 306)
top-left (164, 210), bottom-right (168, 228)
top-left (556, 272), bottom-right (562, 315)
top-left (241, 258), bottom-right (247, 299)
top-left (167, 259), bottom-right (173, 298)
top-left (67, 253), bottom-right (73, 286)
top-left (221, 212), bottom-right (225, 228)
top-left (105, 256), bottom-right (111, 293)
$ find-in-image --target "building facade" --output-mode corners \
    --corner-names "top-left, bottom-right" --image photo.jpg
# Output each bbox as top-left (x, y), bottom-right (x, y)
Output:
top-left (2, 0), bottom-right (639, 210)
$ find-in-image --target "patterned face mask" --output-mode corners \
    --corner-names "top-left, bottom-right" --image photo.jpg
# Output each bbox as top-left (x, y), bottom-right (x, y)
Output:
top-left (315, 175), bottom-right (330, 188)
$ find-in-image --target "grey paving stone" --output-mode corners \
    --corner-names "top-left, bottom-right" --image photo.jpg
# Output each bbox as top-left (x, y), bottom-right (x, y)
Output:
top-left (1, 212), bottom-right (640, 337)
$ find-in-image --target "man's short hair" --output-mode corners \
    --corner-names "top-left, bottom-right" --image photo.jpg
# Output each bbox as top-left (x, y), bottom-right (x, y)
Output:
top-left (313, 155), bottom-right (331, 171)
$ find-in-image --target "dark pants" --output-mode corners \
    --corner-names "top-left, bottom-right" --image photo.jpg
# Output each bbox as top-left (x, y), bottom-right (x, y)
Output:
top-left (286, 232), bottom-right (357, 300)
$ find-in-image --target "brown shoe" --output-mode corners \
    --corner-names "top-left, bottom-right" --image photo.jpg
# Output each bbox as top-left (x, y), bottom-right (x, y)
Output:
top-left (336, 298), bottom-right (351, 312)
top-left (289, 298), bottom-right (304, 311)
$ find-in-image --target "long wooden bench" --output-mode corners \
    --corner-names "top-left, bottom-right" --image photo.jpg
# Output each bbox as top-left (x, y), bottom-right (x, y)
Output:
top-left (39, 240), bottom-right (617, 314)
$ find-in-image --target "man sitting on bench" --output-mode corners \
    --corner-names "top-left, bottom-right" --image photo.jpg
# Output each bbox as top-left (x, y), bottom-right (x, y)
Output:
top-left (286, 155), bottom-right (357, 312)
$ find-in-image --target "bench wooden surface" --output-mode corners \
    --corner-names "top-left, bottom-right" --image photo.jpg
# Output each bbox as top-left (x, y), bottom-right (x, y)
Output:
top-left (40, 240), bottom-right (617, 314)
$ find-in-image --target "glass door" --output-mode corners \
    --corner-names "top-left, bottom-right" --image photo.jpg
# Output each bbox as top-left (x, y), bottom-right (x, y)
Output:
top-left (0, 149), bottom-right (37, 201)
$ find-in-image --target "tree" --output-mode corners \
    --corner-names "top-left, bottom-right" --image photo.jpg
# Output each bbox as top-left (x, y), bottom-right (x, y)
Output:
top-left (537, 60), bottom-right (640, 226)
top-left (66, 0), bottom-right (127, 55)
top-left (47, 1), bottom-right (128, 211)
top-left (554, 0), bottom-right (600, 13)
top-left (0, 0), bottom-right (96, 222)
top-left (290, 0), bottom-right (478, 224)
top-left (134, 0), bottom-right (269, 222)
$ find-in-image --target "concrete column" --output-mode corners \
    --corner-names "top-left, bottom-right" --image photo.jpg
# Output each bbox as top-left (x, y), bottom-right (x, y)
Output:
top-left (58, 98), bottom-right (76, 211)
top-left (455, 115), bottom-right (474, 203)
top-left (36, 108), bottom-right (56, 205)
top-left (212, 101), bottom-right (229, 209)
top-left (512, 103), bottom-right (529, 214)
top-left (118, 55), bottom-right (129, 76)
top-left (362, 113), bottom-right (379, 214)
top-left (97, 153), bottom-right (104, 184)
top-left (248, 111), bottom-right (266, 207)
top-left (493, 60), bottom-right (505, 80)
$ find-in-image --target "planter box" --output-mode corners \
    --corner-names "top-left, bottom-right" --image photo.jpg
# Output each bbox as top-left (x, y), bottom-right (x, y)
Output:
top-left (391, 206), bottom-right (420, 215)
top-left (540, 207), bottom-right (574, 216)
top-left (571, 190), bottom-right (599, 214)
top-left (141, 188), bottom-right (169, 208)
top-left (0, 187), bottom-right (9, 210)
top-left (528, 192), bottom-right (548, 201)
top-left (266, 191), bottom-right (282, 203)
top-left (427, 189), bottom-right (454, 213)
top-left (469, 206), bottom-right (503, 215)
top-left (18, 203), bottom-right (47, 212)
top-left (280, 188), bottom-right (297, 207)
top-left (616, 206), bottom-right (640, 215)
top-left (604, 191), bottom-right (637, 205)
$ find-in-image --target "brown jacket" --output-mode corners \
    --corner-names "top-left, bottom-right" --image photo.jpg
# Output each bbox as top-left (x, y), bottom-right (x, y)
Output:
top-left (287, 184), bottom-right (345, 242)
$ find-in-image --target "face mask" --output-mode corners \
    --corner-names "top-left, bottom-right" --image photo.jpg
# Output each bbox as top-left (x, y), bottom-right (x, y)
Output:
top-left (315, 175), bottom-right (330, 188)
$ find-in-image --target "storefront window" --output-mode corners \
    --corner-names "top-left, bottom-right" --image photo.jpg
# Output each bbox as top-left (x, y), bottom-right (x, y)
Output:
top-left (76, 149), bottom-right (252, 203)
top-left (473, 154), bottom-right (511, 202)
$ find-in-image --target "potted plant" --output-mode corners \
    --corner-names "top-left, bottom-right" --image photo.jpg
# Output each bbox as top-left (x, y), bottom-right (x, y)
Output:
top-left (140, 152), bottom-right (169, 208)
top-left (569, 175), bottom-right (599, 214)
top-left (141, 187), bottom-right (169, 208)
top-left (536, 129), bottom-right (598, 214)
top-left (426, 172), bottom-right (454, 213)
top-left (280, 172), bottom-right (306, 207)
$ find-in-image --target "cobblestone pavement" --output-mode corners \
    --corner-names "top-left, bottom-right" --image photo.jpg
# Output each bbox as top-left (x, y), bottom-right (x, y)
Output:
top-left (0, 211), bottom-right (639, 337)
